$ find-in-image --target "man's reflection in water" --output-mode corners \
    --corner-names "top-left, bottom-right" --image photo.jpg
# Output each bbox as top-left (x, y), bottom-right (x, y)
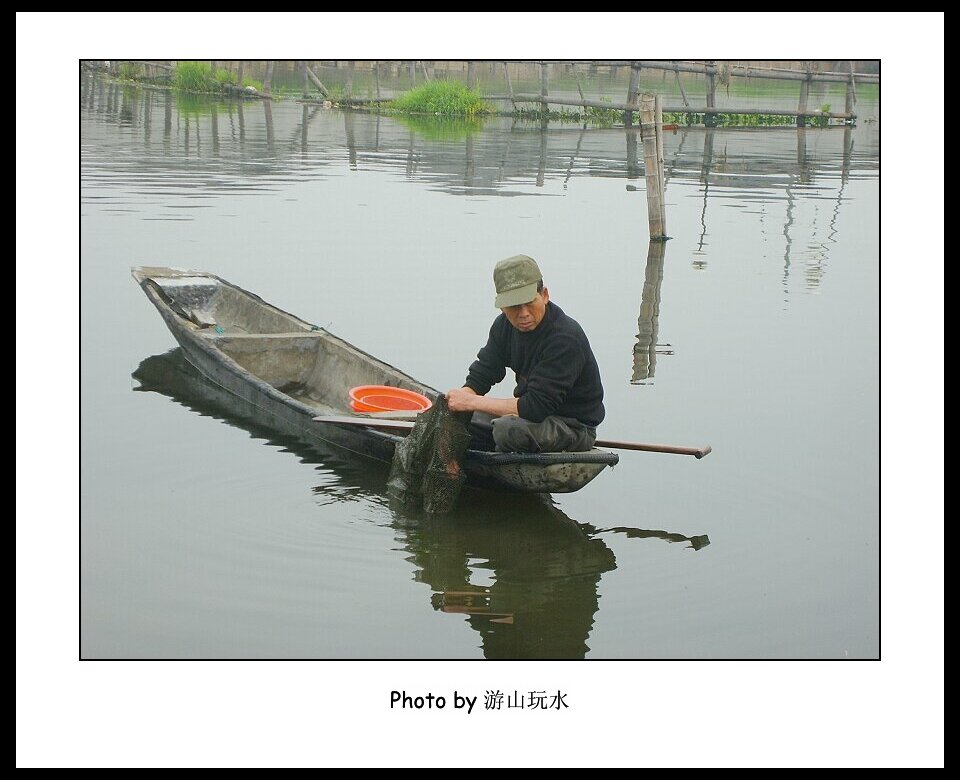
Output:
top-left (395, 496), bottom-right (616, 659)
top-left (394, 497), bottom-right (710, 659)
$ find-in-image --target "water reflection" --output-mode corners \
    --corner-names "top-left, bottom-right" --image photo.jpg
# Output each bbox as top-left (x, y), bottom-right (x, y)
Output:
top-left (83, 71), bottom-right (877, 295)
top-left (633, 240), bottom-right (672, 384)
top-left (132, 348), bottom-right (710, 659)
top-left (394, 498), bottom-right (616, 658)
top-left (82, 71), bottom-right (876, 198)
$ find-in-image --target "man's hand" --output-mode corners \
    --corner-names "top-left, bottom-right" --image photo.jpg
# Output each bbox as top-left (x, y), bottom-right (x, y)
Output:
top-left (445, 387), bottom-right (520, 418)
top-left (445, 386), bottom-right (479, 413)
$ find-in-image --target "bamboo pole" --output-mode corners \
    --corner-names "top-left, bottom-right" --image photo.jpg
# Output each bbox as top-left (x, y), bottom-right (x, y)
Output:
top-left (409, 60), bottom-right (416, 83)
top-left (655, 94), bottom-right (665, 202)
top-left (797, 62), bottom-right (810, 127)
top-left (845, 60), bottom-right (857, 118)
top-left (572, 62), bottom-right (586, 103)
top-left (504, 62), bottom-right (517, 111)
top-left (625, 61), bottom-right (641, 126)
top-left (263, 61), bottom-right (275, 96)
top-left (705, 61), bottom-right (717, 126)
top-left (626, 126), bottom-right (639, 178)
top-left (512, 60), bottom-right (878, 83)
top-left (467, 61), bottom-right (476, 90)
top-left (540, 61), bottom-right (549, 117)
top-left (536, 131), bottom-right (547, 187)
top-left (674, 64), bottom-right (690, 108)
top-left (345, 61), bottom-right (355, 96)
top-left (640, 94), bottom-right (667, 239)
top-left (304, 64), bottom-right (331, 99)
top-left (474, 93), bottom-right (853, 119)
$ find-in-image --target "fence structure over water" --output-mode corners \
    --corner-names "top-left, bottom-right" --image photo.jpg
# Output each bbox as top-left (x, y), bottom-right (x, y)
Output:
top-left (336, 60), bottom-right (877, 126)
top-left (88, 60), bottom-right (878, 126)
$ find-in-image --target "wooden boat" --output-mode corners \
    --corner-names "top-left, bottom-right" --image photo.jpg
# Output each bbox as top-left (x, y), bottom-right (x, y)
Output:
top-left (132, 267), bottom-right (619, 493)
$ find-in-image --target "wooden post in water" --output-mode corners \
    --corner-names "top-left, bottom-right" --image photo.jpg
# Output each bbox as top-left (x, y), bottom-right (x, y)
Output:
top-left (375, 61), bottom-right (380, 99)
top-left (625, 61), bottom-right (640, 126)
top-left (345, 61), bottom-right (355, 97)
top-left (797, 62), bottom-right (810, 126)
top-left (263, 61), bottom-right (275, 96)
top-left (845, 60), bottom-right (857, 121)
top-left (467, 61), bottom-right (476, 90)
top-left (655, 94), bottom-right (666, 200)
top-left (705, 61), bottom-right (717, 126)
top-left (674, 63), bottom-right (690, 108)
top-left (237, 61), bottom-right (244, 87)
top-left (540, 61), bottom-right (549, 119)
top-left (640, 93), bottom-right (667, 240)
top-left (572, 62), bottom-right (586, 103)
top-left (300, 61), bottom-right (309, 99)
top-left (504, 62), bottom-right (517, 112)
top-left (409, 60), bottom-right (416, 84)
top-left (304, 65), bottom-right (331, 100)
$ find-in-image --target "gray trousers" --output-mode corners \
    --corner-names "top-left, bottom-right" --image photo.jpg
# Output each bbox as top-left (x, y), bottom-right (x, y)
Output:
top-left (488, 415), bottom-right (597, 453)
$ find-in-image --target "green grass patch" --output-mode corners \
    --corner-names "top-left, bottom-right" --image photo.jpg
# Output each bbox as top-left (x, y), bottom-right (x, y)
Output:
top-left (171, 62), bottom-right (261, 94)
top-left (173, 61), bottom-right (219, 93)
top-left (118, 62), bottom-right (143, 81)
top-left (390, 81), bottom-right (490, 116)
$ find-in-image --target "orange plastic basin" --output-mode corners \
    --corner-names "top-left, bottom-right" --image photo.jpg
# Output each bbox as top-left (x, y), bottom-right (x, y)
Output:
top-left (349, 385), bottom-right (432, 413)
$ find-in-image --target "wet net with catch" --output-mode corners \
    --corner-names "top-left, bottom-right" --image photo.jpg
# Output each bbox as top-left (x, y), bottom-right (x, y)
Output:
top-left (387, 394), bottom-right (473, 513)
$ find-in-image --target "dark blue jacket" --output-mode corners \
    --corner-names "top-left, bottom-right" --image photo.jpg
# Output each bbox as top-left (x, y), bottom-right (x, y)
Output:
top-left (464, 302), bottom-right (605, 427)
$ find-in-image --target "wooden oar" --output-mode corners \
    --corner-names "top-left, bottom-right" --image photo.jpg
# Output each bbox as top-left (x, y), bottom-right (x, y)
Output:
top-left (312, 415), bottom-right (712, 459)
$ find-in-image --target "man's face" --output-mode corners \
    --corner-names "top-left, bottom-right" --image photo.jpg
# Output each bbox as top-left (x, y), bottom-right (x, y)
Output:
top-left (501, 287), bottom-right (549, 332)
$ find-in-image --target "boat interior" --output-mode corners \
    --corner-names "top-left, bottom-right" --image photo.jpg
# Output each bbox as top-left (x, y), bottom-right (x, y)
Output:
top-left (143, 271), bottom-right (438, 413)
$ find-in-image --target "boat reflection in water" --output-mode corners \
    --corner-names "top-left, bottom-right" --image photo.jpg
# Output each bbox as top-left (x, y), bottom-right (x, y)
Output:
top-left (133, 348), bottom-right (710, 659)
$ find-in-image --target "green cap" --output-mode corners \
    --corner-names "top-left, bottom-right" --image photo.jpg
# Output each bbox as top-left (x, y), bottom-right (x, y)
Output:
top-left (493, 254), bottom-right (543, 308)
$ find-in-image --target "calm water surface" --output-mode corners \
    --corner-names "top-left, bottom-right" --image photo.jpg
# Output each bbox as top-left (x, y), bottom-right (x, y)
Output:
top-left (80, 72), bottom-right (879, 658)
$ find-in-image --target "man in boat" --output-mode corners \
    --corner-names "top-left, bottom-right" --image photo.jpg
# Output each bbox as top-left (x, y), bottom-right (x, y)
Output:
top-left (446, 254), bottom-right (605, 453)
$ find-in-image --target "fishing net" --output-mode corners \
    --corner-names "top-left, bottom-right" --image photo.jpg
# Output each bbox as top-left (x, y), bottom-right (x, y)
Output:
top-left (387, 394), bottom-right (473, 514)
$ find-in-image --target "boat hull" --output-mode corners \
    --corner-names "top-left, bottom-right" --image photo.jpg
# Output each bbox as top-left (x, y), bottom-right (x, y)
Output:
top-left (133, 267), bottom-right (618, 493)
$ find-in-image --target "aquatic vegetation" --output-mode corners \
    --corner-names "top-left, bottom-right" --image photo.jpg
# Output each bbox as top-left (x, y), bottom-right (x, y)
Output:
top-left (508, 102), bottom-right (630, 127)
top-left (390, 81), bottom-right (490, 116)
top-left (663, 111), bottom-right (838, 127)
top-left (172, 62), bottom-right (262, 95)
top-left (396, 114), bottom-right (484, 141)
top-left (118, 62), bottom-right (142, 81)
top-left (173, 61), bottom-right (218, 93)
